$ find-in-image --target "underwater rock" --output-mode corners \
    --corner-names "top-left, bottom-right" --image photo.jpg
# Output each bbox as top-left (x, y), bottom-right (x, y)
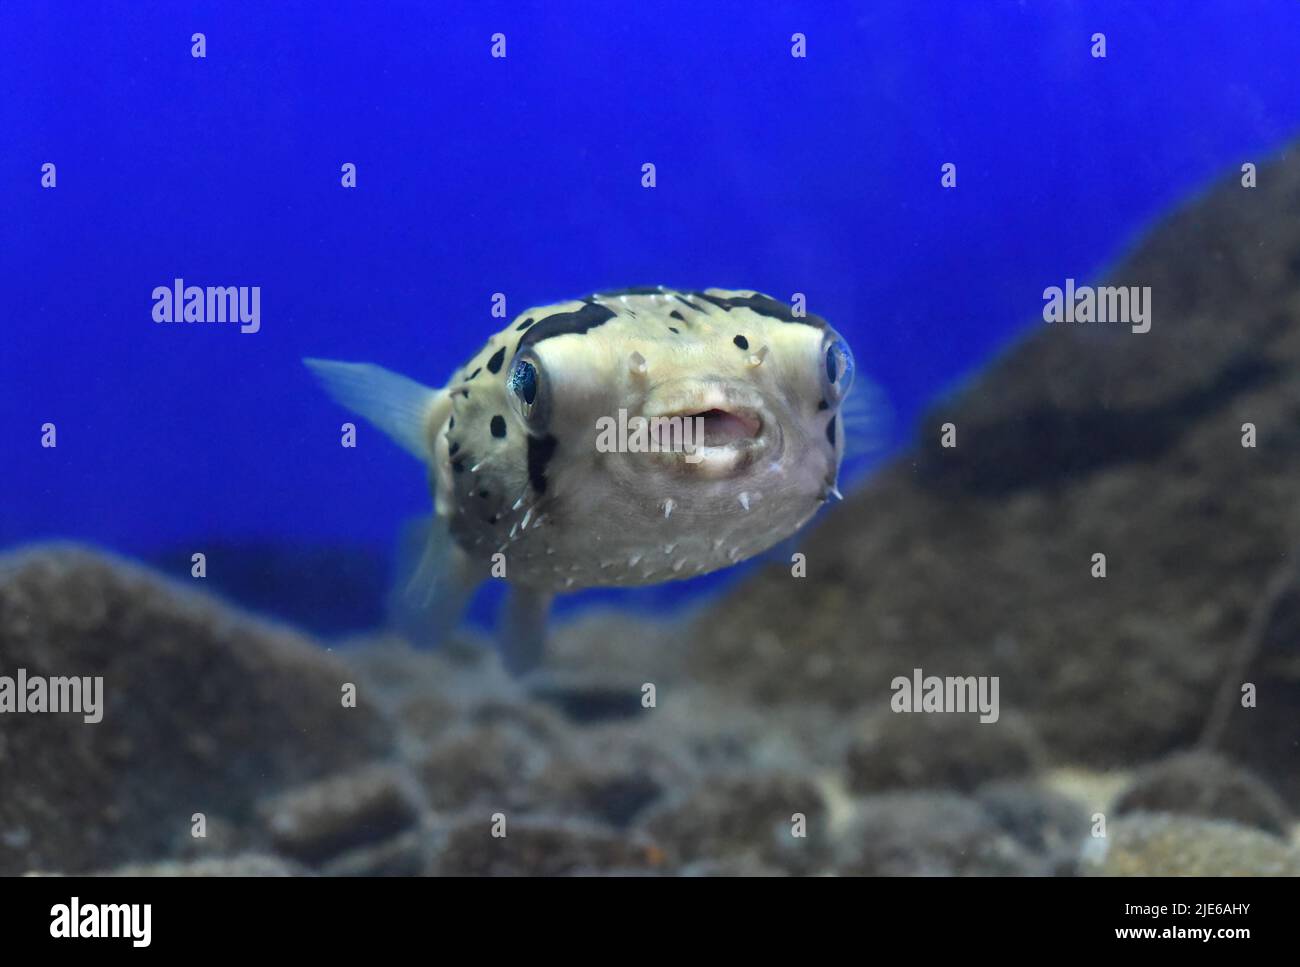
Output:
top-left (834, 792), bottom-right (1045, 876)
top-left (533, 728), bottom-right (695, 827)
top-left (427, 816), bottom-right (662, 876)
top-left (417, 722), bottom-right (555, 814)
top-left (95, 854), bottom-right (311, 877)
top-left (0, 546), bottom-right (393, 876)
top-left (1210, 581), bottom-right (1300, 808)
top-left (1113, 751), bottom-right (1291, 836)
top-left (688, 144), bottom-right (1300, 773)
top-left (529, 609), bottom-right (693, 723)
top-left (319, 828), bottom-right (427, 877)
top-left (640, 773), bottom-right (829, 874)
top-left (974, 780), bottom-right (1091, 875)
top-left (843, 709), bottom-right (1045, 794)
top-left (1081, 812), bottom-right (1300, 876)
top-left (257, 763), bottom-right (420, 864)
top-left (465, 694), bottom-right (574, 743)
top-left (169, 813), bottom-right (250, 860)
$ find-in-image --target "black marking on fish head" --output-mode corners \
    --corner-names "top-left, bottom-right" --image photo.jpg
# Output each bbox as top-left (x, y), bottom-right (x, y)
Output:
top-left (527, 433), bottom-right (559, 494)
top-left (517, 302), bottom-right (618, 351)
top-left (691, 291), bottom-right (827, 329)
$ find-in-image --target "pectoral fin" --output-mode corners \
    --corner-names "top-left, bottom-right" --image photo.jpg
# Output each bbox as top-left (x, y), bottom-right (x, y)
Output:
top-left (388, 516), bottom-right (482, 648)
top-left (499, 586), bottom-right (554, 675)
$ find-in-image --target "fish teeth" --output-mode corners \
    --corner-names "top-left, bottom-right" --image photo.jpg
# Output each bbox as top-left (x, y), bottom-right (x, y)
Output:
top-left (628, 552), bottom-right (643, 567)
top-left (747, 345), bottom-right (770, 367)
top-left (521, 508), bottom-right (533, 530)
top-left (738, 492), bottom-right (750, 511)
top-left (662, 498), bottom-right (675, 519)
top-left (629, 351), bottom-right (648, 375)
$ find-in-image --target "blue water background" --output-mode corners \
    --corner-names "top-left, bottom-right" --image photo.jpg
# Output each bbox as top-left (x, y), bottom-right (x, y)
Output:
top-left (3, 1), bottom-right (1300, 632)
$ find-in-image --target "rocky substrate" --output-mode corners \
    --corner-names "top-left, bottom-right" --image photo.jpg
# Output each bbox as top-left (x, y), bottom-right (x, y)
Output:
top-left (0, 547), bottom-right (1296, 876)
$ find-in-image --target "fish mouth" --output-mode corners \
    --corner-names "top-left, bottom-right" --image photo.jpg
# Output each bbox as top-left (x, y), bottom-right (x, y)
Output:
top-left (673, 407), bottom-right (764, 448)
top-left (637, 381), bottom-right (777, 475)
top-left (642, 403), bottom-right (772, 475)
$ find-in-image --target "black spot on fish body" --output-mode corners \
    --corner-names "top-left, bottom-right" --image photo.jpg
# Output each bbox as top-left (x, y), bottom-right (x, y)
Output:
top-left (516, 317), bottom-right (535, 331)
top-left (490, 415), bottom-right (507, 438)
top-left (674, 295), bottom-right (705, 313)
top-left (486, 347), bottom-right (507, 374)
top-left (825, 418), bottom-right (837, 448)
top-left (527, 433), bottom-right (559, 494)
top-left (733, 334), bottom-right (749, 350)
top-left (466, 367), bottom-right (481, 381)
top-left (817, 399), bottom-right (829, 411)
top-left (448, 416), bottom-right (455, 429)
top-left (449, 441), bottom-right (460, 456)
top-left (518, 302), bottom-right (618, 350)
top-left (669, 310), bottom-right (685, 321)
top-left (668, 327), bottom-right (680, 334)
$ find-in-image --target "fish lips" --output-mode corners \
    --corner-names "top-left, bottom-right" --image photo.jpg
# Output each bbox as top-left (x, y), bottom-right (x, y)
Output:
top-left (639, 403), bottom-right (780, 477)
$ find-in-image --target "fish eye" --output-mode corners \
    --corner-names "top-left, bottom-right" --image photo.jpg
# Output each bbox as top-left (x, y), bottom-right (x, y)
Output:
top-left (507, 355), bottom-right (548, 427)
top-left (822, 335), bottom-right (855, 400)
top-left (510, 359), bottom-right (537, 405)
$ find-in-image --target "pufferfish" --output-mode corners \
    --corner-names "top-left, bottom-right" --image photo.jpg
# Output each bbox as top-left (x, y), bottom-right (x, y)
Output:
top-left (306, 286), bottom-right (860, 672)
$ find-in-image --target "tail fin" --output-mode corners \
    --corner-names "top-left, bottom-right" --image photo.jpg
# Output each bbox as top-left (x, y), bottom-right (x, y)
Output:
top-left (304, 358), bottom-right (443, 461)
